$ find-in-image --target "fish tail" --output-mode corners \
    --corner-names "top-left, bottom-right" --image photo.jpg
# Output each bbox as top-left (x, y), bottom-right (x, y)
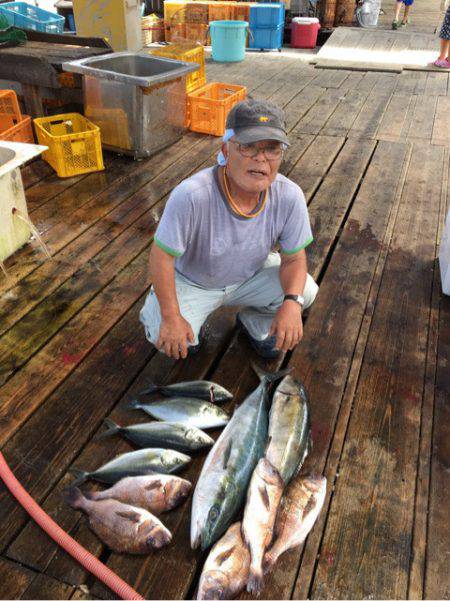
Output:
top-left (69, 468), bottom-right (90, 487)
top-left (251, 362), bottom-right (292, 383)
top-left (139, 381), bottom-right (159, 395)
top-left (96, 418), bottom-right (121, 439)
top-left (62, 486), bottom-right (85, 510)
top-left (247, 565), bottom-right (264, 594)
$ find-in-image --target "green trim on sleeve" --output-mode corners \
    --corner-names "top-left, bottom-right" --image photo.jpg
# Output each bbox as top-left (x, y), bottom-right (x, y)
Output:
top-left (154, 236), bottom-right (184, 257)
top-left (280, 236), bottom-right (314, 255)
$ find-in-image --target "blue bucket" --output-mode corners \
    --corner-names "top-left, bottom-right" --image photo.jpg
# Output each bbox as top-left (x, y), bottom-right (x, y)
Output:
top-left (210, 20), bottom-right (248, 62)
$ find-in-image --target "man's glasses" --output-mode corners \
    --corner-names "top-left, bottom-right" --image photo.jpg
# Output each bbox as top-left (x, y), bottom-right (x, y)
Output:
top-left (229, 140), bottom-right (286, 160)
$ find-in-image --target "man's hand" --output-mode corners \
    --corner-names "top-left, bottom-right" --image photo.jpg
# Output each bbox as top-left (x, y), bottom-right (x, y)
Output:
top-left (156, 314), bottom-right (195, 360)
top-left (269, 301), bottom-right (303, 352)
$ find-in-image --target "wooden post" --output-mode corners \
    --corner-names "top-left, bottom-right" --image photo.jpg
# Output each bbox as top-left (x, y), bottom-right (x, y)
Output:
top-left (320, 0), bottom-right (338, 28)
top-left (334, 0), bottom-right (356, 25)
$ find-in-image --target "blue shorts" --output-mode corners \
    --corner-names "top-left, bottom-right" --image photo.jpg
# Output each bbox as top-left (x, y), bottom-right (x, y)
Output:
top-left (397, 0), bottom-right (414, 5)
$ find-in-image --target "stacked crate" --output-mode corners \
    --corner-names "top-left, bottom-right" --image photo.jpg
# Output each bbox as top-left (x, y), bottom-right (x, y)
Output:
top-left (248, 3), bottom-right (285, 50)
top-left (0, 90), bottom-right (34, 144)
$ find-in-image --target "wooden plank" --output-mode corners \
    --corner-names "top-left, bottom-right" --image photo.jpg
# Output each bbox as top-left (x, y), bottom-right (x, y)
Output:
top-left (20, 574), bottom-right (74, 600)
top-left (0, 557), bottom-right (35, 598)
top-left (314, 59), bottom-right (403, 73)
top-left (425, 151), bottom-right (450, 600)
top-left (283, 85), bottom-right (326, 131)
top-left (288, 135), bottom-right (346, 201)
top-left (406, 94), bottom-right (439, 141)
top-left (348, 92), bottom-right (393, 139)
top-left (20, 160), bottom-right (53, 190)
top-left (307, 138), bottom-right (377, 276)
top-left (424, 72), bottom-right (449, 95)
top-left (432, 96), bottom-right (450, 145)
top-left (294, 88), bottom-right (347, 135)
top-left (338, 71), bottom-right (364, 90)
top-left (311, 69), bottom-right (350, 89)
top-left (376, 93), bottom-right (416, 140)
top-left (408, 148), bottom-right (449, 600)
top-left (310, 142), bottom-right (444, 599)
top-left (320, 88), bottom-right (377, 137)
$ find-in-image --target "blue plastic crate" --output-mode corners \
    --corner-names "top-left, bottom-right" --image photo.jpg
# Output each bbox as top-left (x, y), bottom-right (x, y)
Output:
top-left (0, 2), bottom-right (65, 33)
top-left (249, 3), bottom-right (285, 28)
top-left (249, 24), bottom-right (284, 50)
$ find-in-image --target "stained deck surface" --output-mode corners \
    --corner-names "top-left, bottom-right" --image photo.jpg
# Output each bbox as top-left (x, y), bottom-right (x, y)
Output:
top-left (0, 9), bottom-right (449, 600)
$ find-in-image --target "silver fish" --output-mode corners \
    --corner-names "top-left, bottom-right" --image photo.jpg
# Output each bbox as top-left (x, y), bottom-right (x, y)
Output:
top-left (197, 522), bottom-right (250, 600)
top-left (242, 458), bottom-right (284, 594)
top-left (191, 366), bottom-right (290, 551)
top-left (84, 474), bottom-right (192, 514)
top-left (140, 380), bottom-right (233, 402)
top-left (130, 397), bottom-right (230, 430)
top-left (70, 448), bottom-right (191, 486)
top-left (63, 486), bottom-right (171, 554)
top-left (264, 475), bottom-right (327, 572)
top-left (98, 418), bottom-right (214, 453)
top-left (265, 374), bottom-right (312, 484)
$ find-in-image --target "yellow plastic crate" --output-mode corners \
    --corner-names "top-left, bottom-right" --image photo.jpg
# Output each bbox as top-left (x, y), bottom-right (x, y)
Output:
top-left (188, 82), bottom-right (247, 136)
top-left (33, 113), bottom-right (104, 178)
top-left (151, 43), bottom-right (206, 93)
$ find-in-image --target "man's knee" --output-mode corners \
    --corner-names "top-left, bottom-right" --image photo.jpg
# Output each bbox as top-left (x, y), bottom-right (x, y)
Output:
top-left (303, 274), bottom-right (319, 309)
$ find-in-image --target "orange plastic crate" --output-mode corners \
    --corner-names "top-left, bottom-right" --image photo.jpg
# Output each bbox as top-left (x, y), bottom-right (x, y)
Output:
top-left (0, 90), bottom-right (21, 121)
top-left (185, 22), bottom-right (209, 44)
top-left (208, 1), bottom-right (234, 21)
top-left (188, 82), bottom-right (246, 136)
top-left (232, 2), bottom-right (251, 22)
top-left (0, 114), bottom-right (34, 143)
top-left (185, 2), bottom-right (209, 23)
top-left (166, 22), bottom-right (186, 41)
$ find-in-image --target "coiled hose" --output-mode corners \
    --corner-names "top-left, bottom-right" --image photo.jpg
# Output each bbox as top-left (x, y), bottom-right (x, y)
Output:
top-left (0, 452), bottom-right (144, 600)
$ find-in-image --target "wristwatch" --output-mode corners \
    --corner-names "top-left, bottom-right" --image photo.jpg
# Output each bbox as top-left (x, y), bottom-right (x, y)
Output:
top-left (283, 294), bottom-right (305, 307)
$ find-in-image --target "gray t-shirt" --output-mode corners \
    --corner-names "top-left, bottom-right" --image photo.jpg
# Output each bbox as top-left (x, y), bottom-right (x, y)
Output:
top-left (154, 166), bottom-right (313, 289)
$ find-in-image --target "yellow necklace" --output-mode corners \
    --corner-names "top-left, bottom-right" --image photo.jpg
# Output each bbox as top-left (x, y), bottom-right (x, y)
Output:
top-left (223, 168), bottom-right (268, 219)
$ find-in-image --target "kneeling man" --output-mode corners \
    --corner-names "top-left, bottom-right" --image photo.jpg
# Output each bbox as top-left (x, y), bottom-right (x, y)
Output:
top-left (140, 99), bottom-right (318, 360)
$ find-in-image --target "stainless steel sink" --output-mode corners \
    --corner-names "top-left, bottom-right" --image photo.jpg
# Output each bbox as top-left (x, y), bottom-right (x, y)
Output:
top-left (63, 51), bottom-right (198, 87)
top-left (0, 147), bottom-right (15, 168)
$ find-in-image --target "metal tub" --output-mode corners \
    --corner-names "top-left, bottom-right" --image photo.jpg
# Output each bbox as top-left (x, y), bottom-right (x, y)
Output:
top-left (63, 52), bottom-right (199, 159)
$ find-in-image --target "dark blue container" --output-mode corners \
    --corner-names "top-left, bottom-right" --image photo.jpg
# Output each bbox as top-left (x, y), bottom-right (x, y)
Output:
top-left (250, 3), bottom-right (285, 28)
top-left (249, 24), bottom-right (284, 50)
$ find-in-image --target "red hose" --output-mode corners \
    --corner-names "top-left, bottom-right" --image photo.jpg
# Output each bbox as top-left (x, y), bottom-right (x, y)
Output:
top-left (0, 452), bottom-right (144, 600)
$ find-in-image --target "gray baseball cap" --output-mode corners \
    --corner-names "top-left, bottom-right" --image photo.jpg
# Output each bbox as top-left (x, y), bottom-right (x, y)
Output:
top-left (226, 98), bottom-right (290, 146)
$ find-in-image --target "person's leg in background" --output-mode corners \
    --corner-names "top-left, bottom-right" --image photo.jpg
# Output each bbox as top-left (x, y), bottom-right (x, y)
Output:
top-left (433, 5), bottom-right (450, 67)
top-left (392, 0), bottom-right (403, 29)
top-left (401, 0), bottom-right (413, 25)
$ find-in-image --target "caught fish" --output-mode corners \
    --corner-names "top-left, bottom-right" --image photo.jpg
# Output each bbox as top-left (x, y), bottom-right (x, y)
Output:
top-left (98, 418), bottom-right (214, 453)
top-left (130, 398), bottom-right (230, 430)
top-left (265, 375), bottom-right (312, 484)
top-left (242, 458), bottom-right (284, 594)
top-left (191, 366), bottom-right (290, 551)
top-left (70, 448), bottom-right (191, 486)
top-left (197, 522), bottom-right (250, 600)
top-left (264, 475), bottom-right (327, 572)
top-left (63, 486), bottom-right (171, 554)
top-left (140, 380), bottom-right (233, 403)
top-left (84, 474), bottom-right (192, 514)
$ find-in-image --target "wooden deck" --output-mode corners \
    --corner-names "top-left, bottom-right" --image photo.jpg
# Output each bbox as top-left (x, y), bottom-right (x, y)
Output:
top-left (0, 37), bottom-right (449, 601)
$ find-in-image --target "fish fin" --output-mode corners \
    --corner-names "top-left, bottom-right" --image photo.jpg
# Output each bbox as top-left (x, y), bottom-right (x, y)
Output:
top-left (258, 485), bottom-right (271, 511)
top-left (69, 468), bottom-right (90, 487)
top-left (129, 399), bottom-right (143, 411)
top-left (303, 495), bottom-right (317, 518)
top-left (96, 418), bottom-right (121, 440)
top-left (247, 566), bottom-right (264, 595)
top-left (139, 381), bottom-right (159, 396)
top-left (223, 440), bottom-right (233, 469)
top-left (215, 546), bottom-right (236, 566)
top-left (263, 550), bottom-right (276, 574)
top-left (145, 480), bottom-right (162, 491)
top-left (251, 362), bottom-right (292, 383)
top-left (115, 510), bottom-right (142, 523)
top-left (62, 486), bottom-right (84, 510)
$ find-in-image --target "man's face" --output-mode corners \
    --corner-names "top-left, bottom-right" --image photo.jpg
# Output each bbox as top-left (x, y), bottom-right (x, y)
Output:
top-left (223, 138), bottom-right (284, 194)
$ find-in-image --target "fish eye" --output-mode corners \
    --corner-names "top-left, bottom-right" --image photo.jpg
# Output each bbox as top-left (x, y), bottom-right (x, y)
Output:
top-left (208, 505), bottom-right (220, 524)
